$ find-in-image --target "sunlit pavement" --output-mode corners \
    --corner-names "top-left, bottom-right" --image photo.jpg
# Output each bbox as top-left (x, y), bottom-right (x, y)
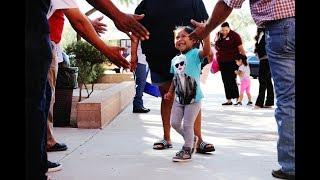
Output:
top-left (48, 71), bottom-right (280, 180)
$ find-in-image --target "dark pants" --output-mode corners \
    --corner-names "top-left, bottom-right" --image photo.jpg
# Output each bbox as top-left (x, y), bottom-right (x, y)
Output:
top-left (255, 59), bottom-right (274, 107)
top-left (219, 61), bottom-right (239, 100)
top-left (133, 63), bottom-right (148, 109)
top-left (26, 32), bottom-right (52, 180)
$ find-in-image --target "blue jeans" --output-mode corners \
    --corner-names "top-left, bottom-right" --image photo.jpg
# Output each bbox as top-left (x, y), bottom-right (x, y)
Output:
top-left (133, 63), bottom-right (148, 109)
top-left (265, 17), bottom-right (295, 174)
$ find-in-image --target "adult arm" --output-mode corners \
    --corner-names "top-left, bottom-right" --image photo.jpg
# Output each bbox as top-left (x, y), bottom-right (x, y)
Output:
top-left (85, 0), bottom-right (149, 40)
top-left (63, 8), bottom-right (130, 68)
top-left (189, 0), bottom-right (233, 40)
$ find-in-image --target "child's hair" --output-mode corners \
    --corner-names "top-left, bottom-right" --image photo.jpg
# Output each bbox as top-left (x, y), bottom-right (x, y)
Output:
top-left (174, 26), bottom-right (201, 48)
top-left (235, 53), bottom-right (248, 66)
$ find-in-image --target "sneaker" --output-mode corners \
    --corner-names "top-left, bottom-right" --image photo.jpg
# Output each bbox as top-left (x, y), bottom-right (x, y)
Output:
top-left (172, 147), bottom-right (192, 162)
top-left (247, 101), bottom-right (253, 106)
top-left (47, 161), bottom-right (62, 172)
top-left (271, 169), bottom-right (295, 179)
top-left (234, 102), bottom-right (242, 106)
top-left (47, 143), bottom-right (68, 152)
top-left (222, 102), bottom-right (233, 105)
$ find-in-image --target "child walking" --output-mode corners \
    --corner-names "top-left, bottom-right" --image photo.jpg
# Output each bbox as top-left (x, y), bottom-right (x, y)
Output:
top-left (164, 24), bottom-right (211, 162)
top-left (234, 54), bottom-right (253, 105)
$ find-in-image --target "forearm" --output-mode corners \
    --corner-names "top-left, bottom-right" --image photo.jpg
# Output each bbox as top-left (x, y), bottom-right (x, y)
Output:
top-left (85, 0), bottom-right (121, 21)
top-left (131, 39), bottom-right (139, 59)
top-left (202, 36), bottom-right (211, 57)
top-left (205, 0), bottom-right (233, 34)
top-left (238, 45), bottom-right (246, 55)
top-left (64, 9), bottom-right (111, 57)
top-left (168, 81), bottom-right (175, 93)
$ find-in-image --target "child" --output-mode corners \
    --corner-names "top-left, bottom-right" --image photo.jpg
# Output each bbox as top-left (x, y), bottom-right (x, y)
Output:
top-left (164, 25), bottom-right (211, 162)
top-left (234, 54), bottom-right (253, 105)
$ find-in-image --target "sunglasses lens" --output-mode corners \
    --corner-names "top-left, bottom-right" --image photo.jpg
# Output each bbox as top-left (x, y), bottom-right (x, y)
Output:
top-left (175, 64), bottom-right (179, 68)
top-left (180, 61), bottom-right (184, 66)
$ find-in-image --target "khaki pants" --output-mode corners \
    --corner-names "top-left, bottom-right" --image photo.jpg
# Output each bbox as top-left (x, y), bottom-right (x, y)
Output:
top-left (46, 47), bottom-right (59, 148)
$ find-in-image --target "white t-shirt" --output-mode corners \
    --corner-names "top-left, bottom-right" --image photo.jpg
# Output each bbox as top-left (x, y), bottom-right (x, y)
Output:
top-left (47, 0), bottom-right (78, 19)
top-left (137, 43), bottom-right (148, 65)
top-left (238, 64), bottom-right (250, 80)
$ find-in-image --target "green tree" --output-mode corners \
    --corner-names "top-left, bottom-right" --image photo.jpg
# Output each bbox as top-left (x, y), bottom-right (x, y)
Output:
top-left (65, 41), bottom-right (107, 101)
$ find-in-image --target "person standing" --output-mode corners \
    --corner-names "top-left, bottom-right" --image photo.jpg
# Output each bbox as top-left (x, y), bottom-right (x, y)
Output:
top-left (190, 0), bottom-right (295, 179)
top-left (131, 42), bottom-right (150, 113)
top-left (254, 27), bottom-right (274, 109)
top-left (131, 0), bottom-right (215, 154)
top-left (214, 22), bottom-right (246, 105)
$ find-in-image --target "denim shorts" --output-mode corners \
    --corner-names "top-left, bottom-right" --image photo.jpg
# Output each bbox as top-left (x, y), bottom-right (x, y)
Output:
top-left (145, 53), bottom-right (175, 86)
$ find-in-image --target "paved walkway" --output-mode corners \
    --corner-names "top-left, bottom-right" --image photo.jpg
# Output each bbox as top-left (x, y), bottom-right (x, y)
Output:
top-left (48, 71), bottom-right (280, 180)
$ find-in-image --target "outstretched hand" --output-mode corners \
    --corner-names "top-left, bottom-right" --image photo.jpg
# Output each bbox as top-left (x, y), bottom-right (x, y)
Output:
top-left (105, 46), bottom-right (130, 69)
top-left (114, 13), bottom-right (149, 41)
top-left (91, 16), bottom-right (107, 36)
top-left (189, 19), bottom-right (210, 41)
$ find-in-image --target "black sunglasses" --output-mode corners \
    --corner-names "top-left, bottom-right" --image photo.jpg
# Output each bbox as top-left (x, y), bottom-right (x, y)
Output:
top-left (175, 61), bottom-right (185, 68)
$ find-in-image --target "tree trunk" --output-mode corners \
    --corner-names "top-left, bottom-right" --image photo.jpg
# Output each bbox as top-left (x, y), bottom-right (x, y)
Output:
top-left (78, 83), bottom-right (83, 102)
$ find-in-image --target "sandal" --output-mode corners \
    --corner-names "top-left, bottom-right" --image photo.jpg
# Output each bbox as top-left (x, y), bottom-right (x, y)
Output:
top-left (196, 141), bottom-right (215, 154)
top-left (153, 139), bottom-right (173, 150)
top-left (172, 147), bottom-right (192, 162)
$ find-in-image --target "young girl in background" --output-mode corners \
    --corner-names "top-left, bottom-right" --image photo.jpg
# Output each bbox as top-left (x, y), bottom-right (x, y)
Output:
top-left (164, 24), bottom-right (211, 162)
top-left (234, 54), bottom-right (253, 106)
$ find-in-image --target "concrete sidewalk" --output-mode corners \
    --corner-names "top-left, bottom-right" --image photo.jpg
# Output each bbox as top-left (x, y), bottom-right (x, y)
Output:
top-left (48, 72), bottom-right (280, 180)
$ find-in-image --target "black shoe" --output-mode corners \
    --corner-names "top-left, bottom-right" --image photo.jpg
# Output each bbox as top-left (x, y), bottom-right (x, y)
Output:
top-left (247, 101), bottom-right (253, 106)
top-left (47, 161), bottom-right (62, 172)
top-left (133, 107), bottom-right (150, 113)
top-left (222, 102), bottom-right (233, 105)
top-left (234, 102), bottom-right (242, 106)
top-left (272, 169), bottom-right (295, 180)
top-left (47, 143), bottom-right (68, 152)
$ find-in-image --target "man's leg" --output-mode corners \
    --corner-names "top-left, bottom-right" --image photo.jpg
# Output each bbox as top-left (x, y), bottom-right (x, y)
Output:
top-left (47, 51), bottom-right (58, 148)
top-left (26, 33), bottom-right (51, 180)
top-left (265, 17), bottom-right (295, 175)
top-left (133, 63), bottom-right (148, 110)
top-left (194, 110), bottom-right (215, 151)
top-left (157, 81), bottom-right (174, 145)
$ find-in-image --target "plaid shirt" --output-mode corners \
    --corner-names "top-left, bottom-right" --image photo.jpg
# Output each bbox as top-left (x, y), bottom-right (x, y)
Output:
top-left (223, 0), bottom-right (295, 26)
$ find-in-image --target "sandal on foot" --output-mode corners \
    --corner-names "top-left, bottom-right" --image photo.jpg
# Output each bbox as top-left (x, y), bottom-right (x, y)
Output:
top-left (191, 136), bottom-right (199, 154)
top-left (153, 139), bottom-right (172, 150)
top-left (196, 141), bottom-right (215, 154)
top-left (172, 147), bottom-right (192, 162)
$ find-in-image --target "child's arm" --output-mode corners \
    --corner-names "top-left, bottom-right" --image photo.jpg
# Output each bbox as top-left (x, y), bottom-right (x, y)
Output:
top-left (164, 81), bottom-right (175, 100)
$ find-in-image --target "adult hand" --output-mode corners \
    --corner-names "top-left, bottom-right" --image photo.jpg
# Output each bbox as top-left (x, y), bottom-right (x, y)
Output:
top-left (91, 16), bottom-right (107, 36)
top-left (105, 46), bottom-right (130, 69)
top-left (189, 19), bottom-right (210, 41)
top-left (114, 13), bottom-right (149, 41)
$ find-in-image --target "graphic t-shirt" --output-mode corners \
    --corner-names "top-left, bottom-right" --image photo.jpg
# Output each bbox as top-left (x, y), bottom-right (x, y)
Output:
top-left (170, 48), bottom-right (204, 105)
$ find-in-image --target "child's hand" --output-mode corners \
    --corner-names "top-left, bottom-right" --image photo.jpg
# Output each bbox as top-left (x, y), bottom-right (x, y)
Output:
top-left (164, 92), bottom-right (173, 100)
top-left (234, 70), bottom-right (238, 74)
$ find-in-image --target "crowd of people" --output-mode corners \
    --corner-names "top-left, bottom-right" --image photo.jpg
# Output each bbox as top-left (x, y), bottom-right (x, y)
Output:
top-left (26, 0), bottom-right (295, 179)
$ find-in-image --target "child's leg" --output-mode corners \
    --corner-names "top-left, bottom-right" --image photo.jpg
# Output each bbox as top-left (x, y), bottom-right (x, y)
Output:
top-left (246, 81), bottom-right (252, 102)
top-left (183, 102), bottom-right (201, 148)
top-left (170, 101), bottom-right (185, 136)
top-left (238, 80), bottom-right (247, 102)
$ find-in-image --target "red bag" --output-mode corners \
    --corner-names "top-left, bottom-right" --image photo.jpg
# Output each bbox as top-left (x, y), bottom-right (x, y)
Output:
top-left (210, 57), bottom-right (219, 74)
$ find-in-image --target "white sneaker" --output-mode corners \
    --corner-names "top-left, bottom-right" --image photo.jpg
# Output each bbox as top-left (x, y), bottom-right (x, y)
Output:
top-left (47, 161), bottom-right (62, 172)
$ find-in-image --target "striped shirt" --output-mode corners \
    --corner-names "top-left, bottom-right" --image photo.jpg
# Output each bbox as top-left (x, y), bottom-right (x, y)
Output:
top-left (223, 0), bottom-right (295, 26)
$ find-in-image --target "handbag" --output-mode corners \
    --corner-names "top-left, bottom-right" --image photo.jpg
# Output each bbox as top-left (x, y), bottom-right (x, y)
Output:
top-left (210, 57), bottom-right (220, 74)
